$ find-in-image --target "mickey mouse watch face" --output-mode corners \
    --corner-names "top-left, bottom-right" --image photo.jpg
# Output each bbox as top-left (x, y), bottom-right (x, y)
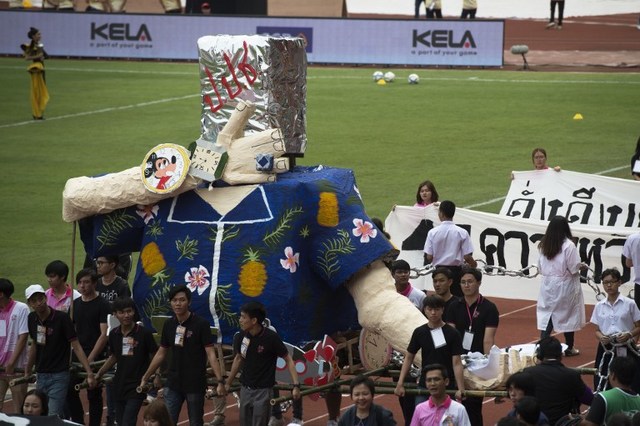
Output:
top-left (141, 143), bottom-right (191, 194)
top-left (359, 328), bottom-right (392, 370)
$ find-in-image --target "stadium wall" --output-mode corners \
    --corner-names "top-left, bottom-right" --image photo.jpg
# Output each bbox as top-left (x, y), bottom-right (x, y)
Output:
top-left (0, 10), bottom-right (504, 66)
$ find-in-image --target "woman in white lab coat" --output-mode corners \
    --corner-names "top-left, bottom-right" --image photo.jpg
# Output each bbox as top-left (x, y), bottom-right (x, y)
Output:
top-left (537, 216), bottom-right (585, 357)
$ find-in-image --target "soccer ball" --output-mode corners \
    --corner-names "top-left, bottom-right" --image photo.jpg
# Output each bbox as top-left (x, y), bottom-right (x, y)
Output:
top-left (408, 73), bottom-right (420, 84)
top-left (372, 71), bottom-right (384, 82)
top-left (384, 71), bottom-right (396, 82)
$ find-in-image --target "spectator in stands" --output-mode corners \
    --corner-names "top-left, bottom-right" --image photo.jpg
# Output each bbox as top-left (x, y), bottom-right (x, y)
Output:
top-left (523, 336), bottom-right (593, 425)
top-left (21, 388), bottom-right (49, 416)
top-left (424, 201), bottom-right (477, 297)
top-left (461, 0), bottom-right (477, 18)
top-left (546, 0), bottom-right (565, 29)
top-left (623, 231), bottom-right (640, 310)
top-left (415, 180), bottom-right (439, 207)
top-left (21, 27), bottom-right (49, 120)
top-left (340, 375), bottom-right (396, 426)
top-left (411, 364), bottom-right (470, 426)
top-left (414, 0), bottom-right (425, 18)
top-left (582, 356), bottom-right (640, 426)
top-left (631, 137), bottom-right (640, 181)
top-left (425, 0), bottom-right (442, 19)
top-left (160, 0), bottom-right (181, 13)
top-left (537, 215), bottom-right (585, 357)
top-left (0, 278), bottom-right (29, 413)
top-left (590, 268), bottom-right (640, 392)
top-left (86, 0), bottom-right (108, 11)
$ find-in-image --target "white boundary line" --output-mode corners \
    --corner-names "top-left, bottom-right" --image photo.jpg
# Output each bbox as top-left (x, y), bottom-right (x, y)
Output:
top-left (0, 94), bottom-right (199, 129)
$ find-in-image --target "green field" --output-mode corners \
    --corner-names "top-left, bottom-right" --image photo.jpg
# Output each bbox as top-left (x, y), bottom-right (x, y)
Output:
top-left (1, 57), bottom-right (639, 299)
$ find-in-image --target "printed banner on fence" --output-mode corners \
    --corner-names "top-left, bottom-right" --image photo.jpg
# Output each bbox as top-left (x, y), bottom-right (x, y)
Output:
top-left (500, 170), bottom-right (640, 229)
top-left (385, 205), bottom-right (635, 304)
top-left (0, 10), bottom-right (504, 66)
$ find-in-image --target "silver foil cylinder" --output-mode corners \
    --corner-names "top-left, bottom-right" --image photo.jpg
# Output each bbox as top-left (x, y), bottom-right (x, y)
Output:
top-left (198, 35), bottom-right (307, 155)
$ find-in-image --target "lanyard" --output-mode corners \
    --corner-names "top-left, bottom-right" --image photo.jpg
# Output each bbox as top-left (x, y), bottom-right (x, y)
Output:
top-left (465, 295), bottom-right (481, 331)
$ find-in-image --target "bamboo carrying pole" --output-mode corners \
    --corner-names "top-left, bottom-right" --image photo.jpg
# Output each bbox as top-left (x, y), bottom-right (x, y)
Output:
top-left (270, 367), bottom-right (390, 406)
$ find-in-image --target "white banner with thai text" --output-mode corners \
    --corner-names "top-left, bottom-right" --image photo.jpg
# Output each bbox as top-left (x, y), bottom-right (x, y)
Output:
top-left (500, 170), bottom-right (640, 229)
top-left (385, 205), bottom-right (635, 304)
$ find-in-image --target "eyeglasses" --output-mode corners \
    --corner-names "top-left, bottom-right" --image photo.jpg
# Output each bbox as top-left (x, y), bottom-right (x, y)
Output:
top-left (602, 280), bottom-right (619, 286)
top-left (460, 281), bottom-right (476, 286)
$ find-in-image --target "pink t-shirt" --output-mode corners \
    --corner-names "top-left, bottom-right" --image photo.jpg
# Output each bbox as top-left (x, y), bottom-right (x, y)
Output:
top-left (45, 285), bottom-right (81, 312)
top-left (0, 299), bottom-right (30, 368)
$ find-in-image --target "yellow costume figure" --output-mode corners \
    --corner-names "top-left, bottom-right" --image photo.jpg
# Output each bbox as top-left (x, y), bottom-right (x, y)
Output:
top-left (21, 27), bottom-right (49, 120)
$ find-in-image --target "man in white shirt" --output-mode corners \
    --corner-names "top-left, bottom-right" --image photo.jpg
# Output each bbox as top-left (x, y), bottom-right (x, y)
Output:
top-left (590, 268), bottom-right (640, 392)
top-left (623, 232), bottom-right (640, 310)
top-left (424, 201), bottom-right (477, 297)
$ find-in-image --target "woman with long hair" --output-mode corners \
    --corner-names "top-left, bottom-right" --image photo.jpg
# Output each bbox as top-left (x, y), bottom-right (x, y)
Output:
top-left (414, 180), bottom-right (439, 207)
top-left (21, 389), bottom-right (49, 416)
top-left (537, 216), bottom-right (585, 357)
top-left (21, 27), bottom-right (49, 120)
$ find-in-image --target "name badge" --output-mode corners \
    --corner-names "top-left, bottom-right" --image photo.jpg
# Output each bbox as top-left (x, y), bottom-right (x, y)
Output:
top-left (240, 336), bottom-right (250, 358)
top-left (122, 336), bottom-right (134, 356)
top-left (37, 325), bottom-right (47, 345)
top-left (430, 327), bottom-right (447, 349)
top-left (616, 346), bottom-right (628, 357)
top-left (462, 331), bottom-right (474, 351)
top-left (175, 325), bottom-right (186, 347)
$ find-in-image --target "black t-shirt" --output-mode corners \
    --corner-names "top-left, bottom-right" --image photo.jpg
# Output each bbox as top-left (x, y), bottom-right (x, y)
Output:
top-left (443, 295), bottom-right (461, 323)
top-left (160, 312), bottom-right (213, 393)
top-left (234, 327), bottom-right (288, 389)
top-left (407, 323), bottom-right (464, 387)
top-left (28, 309), bottom-right (77, 373)
top-left (447, 294), bottom-right (499, 354)
top-left (523, 361), bottom-right (590, 425)
top-left (108, 324), bottom-right (158, 400)
top-left (73, 295), bottom-right (110, 357)
top-left (97, 276), bottom-right (131, 303)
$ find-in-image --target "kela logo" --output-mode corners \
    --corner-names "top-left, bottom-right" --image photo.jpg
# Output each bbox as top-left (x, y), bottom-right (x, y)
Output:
top-left (91, 23), bottom-right (152, 41)
top-left (412, 29), bottom-right (476, 48)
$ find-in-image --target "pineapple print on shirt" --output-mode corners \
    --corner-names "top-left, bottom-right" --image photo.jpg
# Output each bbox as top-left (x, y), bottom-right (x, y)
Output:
top-left (81, 166), bottom-right (393, 346)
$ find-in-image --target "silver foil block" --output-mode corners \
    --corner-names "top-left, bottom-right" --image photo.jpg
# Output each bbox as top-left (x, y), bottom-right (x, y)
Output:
top-left (198, 35), bottom-right (307, 155)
